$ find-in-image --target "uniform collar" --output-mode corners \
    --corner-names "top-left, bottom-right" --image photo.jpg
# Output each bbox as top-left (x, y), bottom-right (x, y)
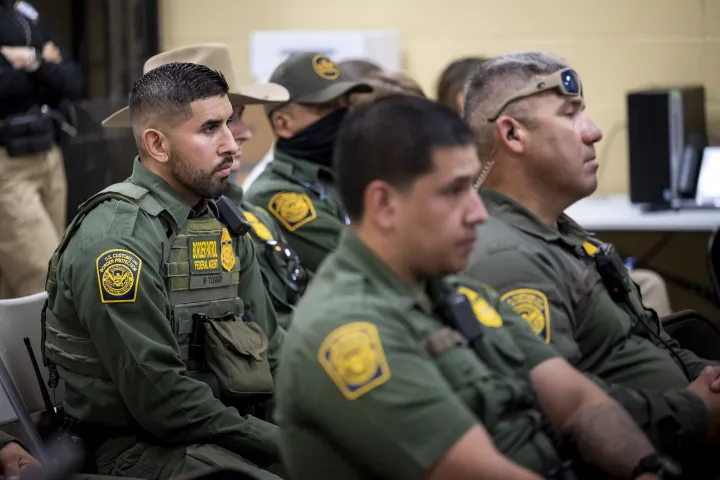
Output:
top-left (271, 149), bottom-right (335, 183)
top-left (335, 229), bottom-right (434, 314)
top-left (223, 182), bottom-right (244, 205)
top-left (481, 188), bottom-right (588, 248)
top-left (129, 157), bottom-right (215, 229)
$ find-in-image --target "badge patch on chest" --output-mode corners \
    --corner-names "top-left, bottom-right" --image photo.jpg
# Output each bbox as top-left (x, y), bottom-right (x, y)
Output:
top-left (221, 227), bottom-right (236, 272)
top-left (96, 249), bottom-right (142, 303)
top-left (318, 322), bottom-right (391, 401)
top-left (501, 289), bottom-right (551, 343)
top-left (189, 235), bottom-right (221, 274)
top-left (243, 211), bottom-right (273, 242)
top-left (456, 286), bottom-right (503, 327)
top-left (268, 192), bottom-right (317, 232)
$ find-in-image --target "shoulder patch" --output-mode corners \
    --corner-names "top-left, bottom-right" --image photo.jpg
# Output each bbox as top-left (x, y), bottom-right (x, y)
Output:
top-left (457, 286), bottom-right (503, 328)
top-left (220, 227), bottom-right (236, 272)
top-left (268, 192), bottom-right (317, 232)
top-left (317, 322), bottom-right (391, 400)
top-left (582, 241), bottom-right (598, 257)
top-left (501, 289), bottom-right (551, 343)
top-left (243, 211), bottom-right (273, 242)
top-left (96, 249), bottom-right (142, 303)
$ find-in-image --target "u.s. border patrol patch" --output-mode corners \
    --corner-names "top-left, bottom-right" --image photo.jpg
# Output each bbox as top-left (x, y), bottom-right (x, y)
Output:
top-left (457, 286), bottom-right (503, 328)
top-left (220, 227), bottom-right (236, 272)
top-left (318, 322), bottom-right (391, 401)
top-left (312, 54), bottom-right (339, 80)
top-left (268, 192), bottom-right (317, 232)
top-left (243, 211), bottom-right (273, 242)
top-left (96, 249), bottom-right (142, 303)
top-left (501, 289), bottom-right (551, 343)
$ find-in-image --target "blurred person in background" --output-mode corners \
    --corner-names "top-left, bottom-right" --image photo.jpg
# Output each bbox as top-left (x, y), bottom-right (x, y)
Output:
top-left (245, 52), bottom-right (372, 274)
top-left (0, 0), bottom-right (82, 299)
top-left (436, 56), bottom-right (487, 114)
top-left (336, 58), bottom-right (383, 81)
top-left (349, 70), bottom-right (427, 107)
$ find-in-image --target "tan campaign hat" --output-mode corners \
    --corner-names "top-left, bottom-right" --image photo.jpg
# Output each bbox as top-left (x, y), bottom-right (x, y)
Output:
top-left (102, 43), bottom-right (290, 128)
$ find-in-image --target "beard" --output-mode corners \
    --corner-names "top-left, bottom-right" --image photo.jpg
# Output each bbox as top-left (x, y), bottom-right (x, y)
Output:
top-left (168, 150), bottom-right (232, 200)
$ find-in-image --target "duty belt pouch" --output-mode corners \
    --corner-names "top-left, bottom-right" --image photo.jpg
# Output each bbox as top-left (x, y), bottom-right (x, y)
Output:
top-left (3, 109), bottom-right (55, 157)
top-left (203, 317), bottom-right (274, 399)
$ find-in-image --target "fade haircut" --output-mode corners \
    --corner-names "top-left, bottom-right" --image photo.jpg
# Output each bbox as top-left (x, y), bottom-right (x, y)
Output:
top-left (128, 62), bottom-right (229, 149)
top-left (462, 52), bottom-right (568, 159)
top-left (435, 56), bottom-right (487, 113)
top-left (334, 95), bottom-right (475, 221)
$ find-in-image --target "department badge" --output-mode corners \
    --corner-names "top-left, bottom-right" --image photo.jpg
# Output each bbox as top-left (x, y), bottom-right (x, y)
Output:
top-left (220, 227), bottom-right (236, 272)
top-left (312, 54), bottom-right (339, 80)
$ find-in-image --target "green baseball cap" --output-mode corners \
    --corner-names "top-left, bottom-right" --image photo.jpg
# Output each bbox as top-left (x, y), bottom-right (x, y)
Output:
top-left (265, 52), bottom-right (373, 115)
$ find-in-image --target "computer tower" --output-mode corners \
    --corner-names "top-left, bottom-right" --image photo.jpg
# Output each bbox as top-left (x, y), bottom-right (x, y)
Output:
top-left (627, 85), bottom-right (707, 209)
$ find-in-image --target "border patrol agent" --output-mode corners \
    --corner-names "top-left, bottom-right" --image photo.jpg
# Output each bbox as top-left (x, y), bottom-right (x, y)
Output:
top-left (42, 63), bottom-right (285, 479)
top-left (277, 95), bottom-right (673, 480)
top-left (245, 52), bottom-right (373, 274)
top-left (462, 52), bottom-right (720, 474)
top-left (103, 43), bottom-right (302, 330)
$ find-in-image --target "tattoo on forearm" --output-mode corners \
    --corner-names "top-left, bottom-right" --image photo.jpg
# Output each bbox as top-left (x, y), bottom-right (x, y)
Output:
top-left (569, 402), bottom-right (655, 478)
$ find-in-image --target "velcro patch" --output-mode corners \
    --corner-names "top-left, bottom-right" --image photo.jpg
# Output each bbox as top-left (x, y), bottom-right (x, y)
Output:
top-left (318, 322), bottom-right (391, 401)
top-left (501, 289), bottom-right (551, 343)
top-left (457, 286), bottom-right (503, 327)
top-left (268, 192), bottom-right (317, 232)
top-left (96, 249), bottom-right (142, 303)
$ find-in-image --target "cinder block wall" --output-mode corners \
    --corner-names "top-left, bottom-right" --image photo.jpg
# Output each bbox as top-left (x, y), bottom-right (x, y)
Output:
top-left (159, 0), bottom-right (720, 194)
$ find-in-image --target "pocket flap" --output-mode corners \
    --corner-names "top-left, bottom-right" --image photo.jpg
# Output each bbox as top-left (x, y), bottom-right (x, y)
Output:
top-left (205, 321), bottom-right (269, 361)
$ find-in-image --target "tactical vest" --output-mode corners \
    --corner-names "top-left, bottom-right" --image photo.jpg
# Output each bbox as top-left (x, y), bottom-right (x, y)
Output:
top-left (43, 182), bottom-right (244, 379)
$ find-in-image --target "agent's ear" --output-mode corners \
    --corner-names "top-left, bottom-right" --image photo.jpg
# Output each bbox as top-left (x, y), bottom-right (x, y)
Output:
top-left (271, 109), bottom-right (293, 139)
top-left (141, 128), bottom-right (171, 164)
top-left (364, 179), bottom-right (400, 231)
top-left (495, 116), bottom-right (526, 155)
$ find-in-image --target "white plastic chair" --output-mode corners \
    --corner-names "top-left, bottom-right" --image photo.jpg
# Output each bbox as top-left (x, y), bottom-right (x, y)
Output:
top-left (0, 291), bottom-right (58, 459)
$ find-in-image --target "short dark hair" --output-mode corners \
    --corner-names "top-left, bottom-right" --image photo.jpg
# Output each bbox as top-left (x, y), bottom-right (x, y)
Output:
top-left (337, 59), bottom-right (383, 81)
top-left (129, 62), bottom-right (229, 141)
top-left (334, 95), bottom-right (475, 221)
top-left (435, 56), bottom-right (487, 113)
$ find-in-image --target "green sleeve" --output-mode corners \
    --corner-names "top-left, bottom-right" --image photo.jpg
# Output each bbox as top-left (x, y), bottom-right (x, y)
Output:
top-left (655, 323), bottom-right (718, 379)
top-left (65, 235), bottom-right (280, 466)
top-left (284, 313), bottom-right (478, 479)
top-left (466, 246), bottom-right (582, 363)
top-left (249, 188), bottom-right (344, 273)
top-left (235, 235), bottom-right (285, 374)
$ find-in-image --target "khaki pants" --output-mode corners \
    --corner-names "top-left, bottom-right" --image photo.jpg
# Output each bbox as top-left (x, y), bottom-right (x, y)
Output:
top-left (630, 268), bottom-right (673, 318)
top-left (0, 145), bottom-right (66, 299)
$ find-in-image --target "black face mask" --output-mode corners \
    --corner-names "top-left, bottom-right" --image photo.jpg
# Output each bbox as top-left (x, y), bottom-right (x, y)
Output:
top-left (275, 108), bottom-right (348, 168)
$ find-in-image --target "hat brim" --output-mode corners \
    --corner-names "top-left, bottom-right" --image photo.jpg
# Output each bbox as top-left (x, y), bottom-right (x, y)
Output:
top-left (296, 81), bottom-right (373, 105)
top-left (102, 83), bottom-right (290, 128)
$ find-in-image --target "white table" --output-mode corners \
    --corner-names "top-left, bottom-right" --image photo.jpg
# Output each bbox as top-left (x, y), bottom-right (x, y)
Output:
top-left (565, 195), bottom-right (720, 232)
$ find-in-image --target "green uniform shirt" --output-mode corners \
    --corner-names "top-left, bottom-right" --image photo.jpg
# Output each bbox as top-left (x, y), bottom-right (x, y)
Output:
top-left (48, 159), bottom-right (283, 465)
top-left (225, 183), bottom-right (303, 329)
top-left (466, 188), bottom-right (711, 450)
top-left (245, 149), bottom-right (348, 274)
top-left (276, 229), bottom-right (564, 479)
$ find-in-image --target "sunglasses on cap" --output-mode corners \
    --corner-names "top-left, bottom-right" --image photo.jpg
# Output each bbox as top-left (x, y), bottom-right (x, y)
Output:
top-left (487, 68), bottom-right (582, 123)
